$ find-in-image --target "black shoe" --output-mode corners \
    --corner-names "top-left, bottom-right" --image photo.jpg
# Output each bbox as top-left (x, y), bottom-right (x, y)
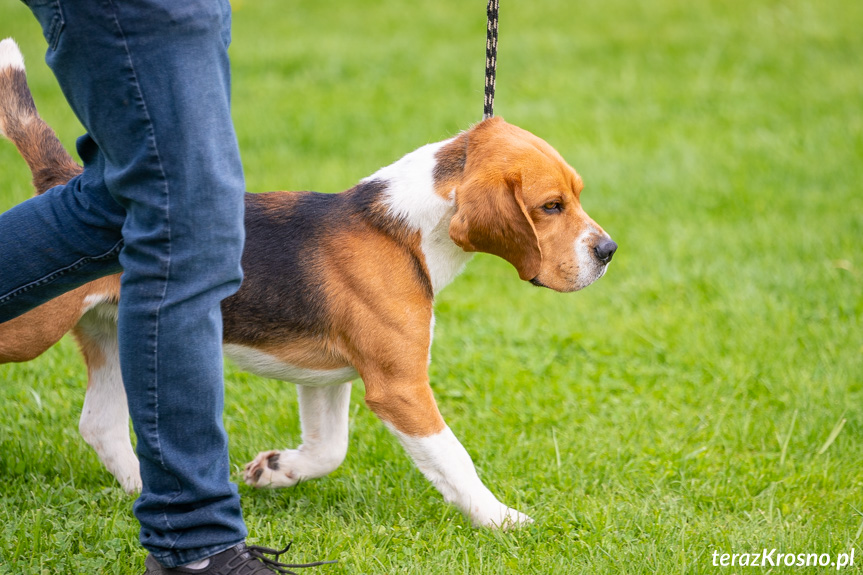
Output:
top-left (143, 542), bottom-right (336, 574)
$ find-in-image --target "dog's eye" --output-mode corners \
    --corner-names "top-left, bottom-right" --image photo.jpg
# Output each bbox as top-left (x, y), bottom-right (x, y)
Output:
top-left (542, 201), bottom-right (562, 213)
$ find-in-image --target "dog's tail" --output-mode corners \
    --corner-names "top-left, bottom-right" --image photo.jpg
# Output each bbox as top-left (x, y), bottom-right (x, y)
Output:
top-left (0, 38), bottom-right (81, 195)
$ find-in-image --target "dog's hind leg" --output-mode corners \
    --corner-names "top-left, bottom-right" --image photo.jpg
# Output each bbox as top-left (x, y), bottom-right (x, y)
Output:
top-left (243, 381), bottom-right (352, 488)
top-left (0, 286), bottom-right (91, 363)
top-left (74, 304), bottom-right (141, 493)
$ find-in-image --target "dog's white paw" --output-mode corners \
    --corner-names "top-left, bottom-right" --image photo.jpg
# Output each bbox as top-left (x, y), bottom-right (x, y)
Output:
top-left (243, 449), bottom-right (301, 488)
top-left (472, 504), bottom-right (534, 530)
top-left (97, 448), bottom-right (141, 494)
top-left (243, 441), bottom-right (348, 488)
top-left (119, 470), bottom-right (143, 494)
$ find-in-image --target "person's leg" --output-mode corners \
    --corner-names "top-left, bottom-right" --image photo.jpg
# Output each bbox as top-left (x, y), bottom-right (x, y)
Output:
top-left (16, 0), bottom-right (247, 567)
top-left (0, 132), bottom-right (125, 321)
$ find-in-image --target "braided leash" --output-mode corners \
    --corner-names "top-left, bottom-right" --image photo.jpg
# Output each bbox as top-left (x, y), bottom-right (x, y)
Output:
top-left (483, 0), bottom-right (500, 120)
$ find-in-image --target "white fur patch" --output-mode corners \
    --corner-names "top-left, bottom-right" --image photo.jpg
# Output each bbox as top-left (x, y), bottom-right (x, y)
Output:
top-left (575, 227), bottom-right (599, 288)
top-left (428, 312), bottom-right (435, 365)
top-left (224, 344), bottom-right (358, 387)
top-left (82, 294), bottom-right (119, 320)
top-left (0, 38), bottom-right (27, 139)
top-left (0, 38), bottom-right (25, 72)
top-left (385, 423), bottom-right (532, 528)
top-left (364, 141), bottom-right (473, 294)
top-left (421, 200), bottom-right (473, 294)
top-left (574, 226), bottom-right (613, 289)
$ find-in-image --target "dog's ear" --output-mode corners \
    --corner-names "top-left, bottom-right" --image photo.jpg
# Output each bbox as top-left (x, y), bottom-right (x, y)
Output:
top-left (449, 173), bottom-right (542, 281)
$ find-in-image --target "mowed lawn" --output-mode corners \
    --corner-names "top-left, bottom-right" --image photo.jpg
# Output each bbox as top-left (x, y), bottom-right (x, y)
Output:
top-left (1, 0), bottom-right (861, 573)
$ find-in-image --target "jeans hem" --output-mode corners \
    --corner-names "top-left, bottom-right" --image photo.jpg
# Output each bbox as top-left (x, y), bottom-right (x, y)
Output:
top-left (147, 538), bottom-right (246, 569)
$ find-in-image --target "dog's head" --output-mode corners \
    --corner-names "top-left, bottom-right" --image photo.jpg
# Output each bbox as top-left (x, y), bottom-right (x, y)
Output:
top-left (442, 117), bottom-right (616, 293)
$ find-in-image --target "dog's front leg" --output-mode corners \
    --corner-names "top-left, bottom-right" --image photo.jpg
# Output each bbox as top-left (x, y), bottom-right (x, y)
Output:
top-left (363, 375), bottom-right (533, 529)
top-left (244, 381), bottom-right (352, 488)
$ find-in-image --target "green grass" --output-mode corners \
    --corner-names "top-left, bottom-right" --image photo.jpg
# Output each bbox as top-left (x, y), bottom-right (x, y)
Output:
top-left (1, 0), bottom-right (862, 572)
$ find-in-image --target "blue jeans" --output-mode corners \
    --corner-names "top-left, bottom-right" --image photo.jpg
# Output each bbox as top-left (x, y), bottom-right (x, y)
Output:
top-left (1, 0), bottom-right (248, 567)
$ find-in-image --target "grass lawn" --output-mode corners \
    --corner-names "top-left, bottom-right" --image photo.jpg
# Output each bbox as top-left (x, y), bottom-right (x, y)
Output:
top-left (1, 0), bottom-right (862, 573)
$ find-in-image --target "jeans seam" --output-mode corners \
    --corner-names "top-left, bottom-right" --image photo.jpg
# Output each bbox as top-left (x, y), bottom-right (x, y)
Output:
top-left (47, 5), bottom-right (64, 50)
top-left (0, 239), bottom-right (123, 304)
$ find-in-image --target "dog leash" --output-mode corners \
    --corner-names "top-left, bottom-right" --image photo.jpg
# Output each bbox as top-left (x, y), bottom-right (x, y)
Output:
top-left (483, 0), bottom-right (500, 120)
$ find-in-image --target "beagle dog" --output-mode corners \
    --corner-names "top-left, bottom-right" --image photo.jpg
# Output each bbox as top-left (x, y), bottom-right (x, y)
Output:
top-left (0, 39), bottom-right (616, 528)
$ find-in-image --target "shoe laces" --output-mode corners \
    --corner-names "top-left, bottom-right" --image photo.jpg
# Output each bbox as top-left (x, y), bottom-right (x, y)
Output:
top-left (246, 542), bottom-right (337, 574)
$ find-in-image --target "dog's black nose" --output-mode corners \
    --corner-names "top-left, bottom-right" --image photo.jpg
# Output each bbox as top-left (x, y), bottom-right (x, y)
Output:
top-left (594, 239), bottom-right (617, 264)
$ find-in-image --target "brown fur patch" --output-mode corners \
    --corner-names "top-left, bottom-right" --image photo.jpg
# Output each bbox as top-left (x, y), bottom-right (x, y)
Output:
top-left (318, 228), bottom-right (445, 436)
top-left (0, 287), bottom-right (89, 363)
top-left (0, 275), bottom-right (119, 364)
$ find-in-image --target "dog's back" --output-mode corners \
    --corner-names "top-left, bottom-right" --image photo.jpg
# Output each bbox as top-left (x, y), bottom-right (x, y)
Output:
top-left (224, 182), bottom-right (431, 347)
